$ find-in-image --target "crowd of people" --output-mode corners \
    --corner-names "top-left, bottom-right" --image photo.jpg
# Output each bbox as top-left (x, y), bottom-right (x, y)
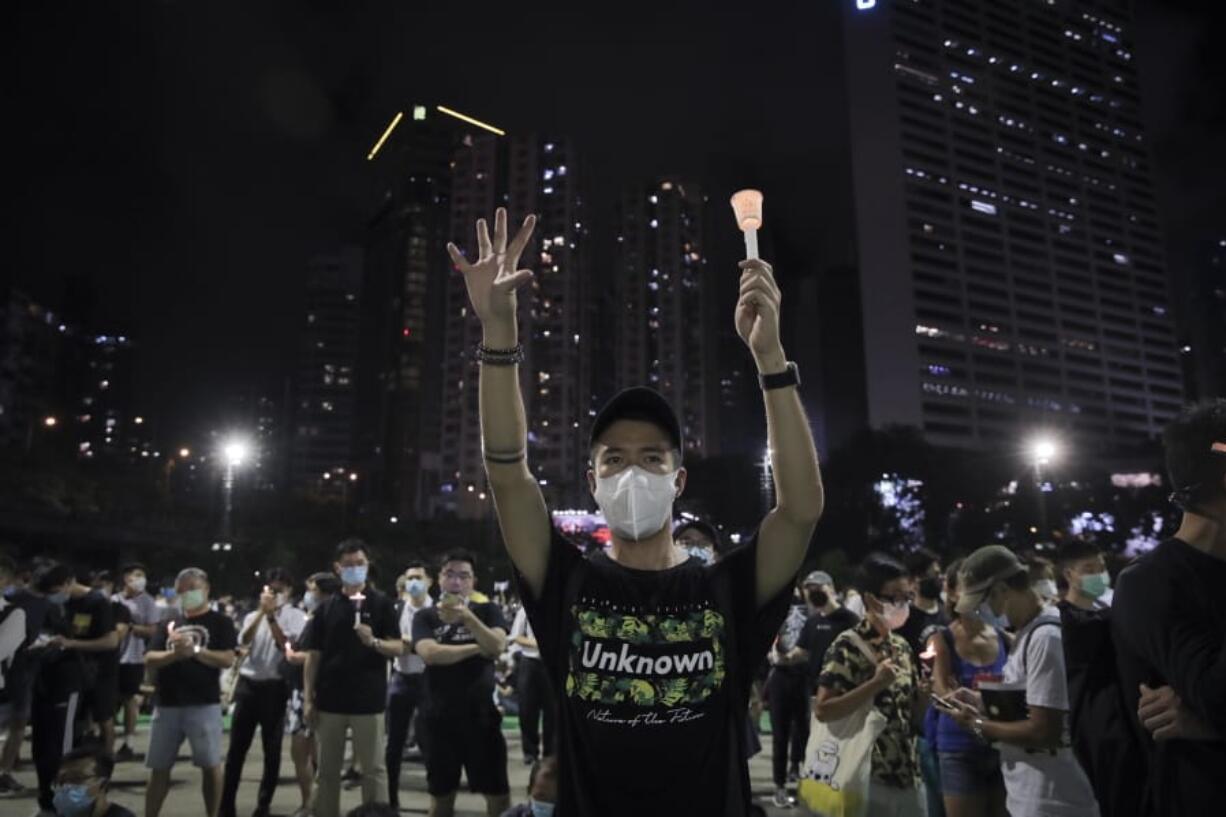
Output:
top-left (0, 207), bottom-right (1221, 817)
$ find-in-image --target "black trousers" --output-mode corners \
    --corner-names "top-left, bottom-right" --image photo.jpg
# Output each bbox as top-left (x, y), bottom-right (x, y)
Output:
top-left (766, 668), bottom-right (810, 788)
top-left (32, 690), bottom-right (78, 810)
top-left (220, 677), bottom-right (288, 817)
top-left (517, 656), bottom-right (556, 759)
top-left (385, 671), bottom-right (427, 807)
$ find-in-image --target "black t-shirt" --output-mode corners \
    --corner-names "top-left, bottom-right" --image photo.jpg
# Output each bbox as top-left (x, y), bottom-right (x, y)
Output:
top-left (1113, 537), bottom-right (1226, 815)
top-left (516, 525), bottom-right (791, 817)
top-left (412, 601), bottom-right (508, 716)
top-left (100, 802), bottom-right (137, 817)
top-left (149, 609), bottom-right (238, 707)
top-left (36, 603), bottom-right (88, 701)
top-left (897, 601), bottom-right (949, 661)
top-left (302, 588), bottom-right (400, 715)
top-left (65, 591), bottom-right (117, 680)
top-left (799, 607), bottom-right (860, 691)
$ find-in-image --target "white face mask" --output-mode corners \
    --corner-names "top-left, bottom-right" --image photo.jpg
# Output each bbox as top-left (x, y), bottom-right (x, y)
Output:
top-left (882, 600), bottom-right (911, 631)
top-left (1032, 579), bottom-right (1059, 602)
top-left (127, 576), bottom-right (147, 594)
top-left (594, 466), bottom-right (679, 542)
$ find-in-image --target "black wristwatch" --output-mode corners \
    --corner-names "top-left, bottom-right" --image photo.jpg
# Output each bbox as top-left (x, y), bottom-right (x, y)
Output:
top-left (759, 361), bottom-right (800, 391)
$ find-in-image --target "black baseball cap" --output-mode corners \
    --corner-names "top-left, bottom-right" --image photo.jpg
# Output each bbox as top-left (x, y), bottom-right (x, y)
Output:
top-left (589, 387), bottom-right (683, 455)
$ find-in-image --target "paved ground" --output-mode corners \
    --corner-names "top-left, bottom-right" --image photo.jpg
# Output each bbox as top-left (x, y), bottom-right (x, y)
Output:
top-left (0, 720), bottom-right (800, 816)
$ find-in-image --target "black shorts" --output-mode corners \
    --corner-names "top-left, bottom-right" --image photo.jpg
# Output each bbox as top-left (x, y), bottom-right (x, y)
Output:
top-left (85, 671), bottom-right (119, 723)
top-left (118, 664), bottom-right (145, 698)
top-left (421, 705), bottom-right (509, 796)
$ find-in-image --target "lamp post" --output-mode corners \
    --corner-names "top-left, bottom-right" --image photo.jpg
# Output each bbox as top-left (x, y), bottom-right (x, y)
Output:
top-left (1029, 437), bottom-right (1059, 540)
top-left (218, 438), bottom-right (251, 550)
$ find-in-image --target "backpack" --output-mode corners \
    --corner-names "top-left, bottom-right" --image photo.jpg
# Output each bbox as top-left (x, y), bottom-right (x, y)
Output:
top-left (1056, 603), bottom-right (1147, 817)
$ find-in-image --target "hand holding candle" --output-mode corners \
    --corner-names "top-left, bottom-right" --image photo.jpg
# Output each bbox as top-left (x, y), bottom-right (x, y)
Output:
top-left (351, 593), bottom-right (366, 628)
top-left (730, 189), bottom-right (764, 260)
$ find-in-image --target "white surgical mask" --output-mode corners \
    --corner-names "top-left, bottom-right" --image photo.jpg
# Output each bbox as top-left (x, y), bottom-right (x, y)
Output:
top-left (303, 591), bottom-right (319, 612)
top-left (127, 576), bottom-right (147, 594)
top-left (882, 600), bottom-right (910, 631)
top-left (1032, 579), bottom-right (1059, 602)
top-left (976, 599), bottom-right (1009, 630)
top-left (594, 466), bottom-right (678, 541)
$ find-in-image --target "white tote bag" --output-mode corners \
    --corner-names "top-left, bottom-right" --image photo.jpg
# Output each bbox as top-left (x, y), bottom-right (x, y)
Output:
top-left (799, 630), bottom-right (888, 817)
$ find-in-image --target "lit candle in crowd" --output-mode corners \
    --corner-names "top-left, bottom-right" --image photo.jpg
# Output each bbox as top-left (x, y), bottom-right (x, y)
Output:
top-left (730, 189), bottom-right (765, 260)
top-left (352, 593), bottom-right (365, 627)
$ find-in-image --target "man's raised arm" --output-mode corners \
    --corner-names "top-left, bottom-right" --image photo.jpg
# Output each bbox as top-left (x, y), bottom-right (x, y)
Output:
top-left (447, 208), bottom-right (551, 597)
top-left (734, 259), bottom-right (825, 607)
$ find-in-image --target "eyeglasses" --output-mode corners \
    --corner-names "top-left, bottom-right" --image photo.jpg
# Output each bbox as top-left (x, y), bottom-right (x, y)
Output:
top-left (441, 571), bottom-right (473, 581)
top-left (875, 593), bottom-right (915, 606)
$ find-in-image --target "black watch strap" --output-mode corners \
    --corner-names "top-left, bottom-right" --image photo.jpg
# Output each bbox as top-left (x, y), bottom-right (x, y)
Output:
top-left (760, 361), bottom-right (800, 391)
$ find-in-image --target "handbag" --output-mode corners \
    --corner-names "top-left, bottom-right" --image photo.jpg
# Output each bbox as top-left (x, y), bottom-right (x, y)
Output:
top-left (798, 630), bottom-right (888, 817)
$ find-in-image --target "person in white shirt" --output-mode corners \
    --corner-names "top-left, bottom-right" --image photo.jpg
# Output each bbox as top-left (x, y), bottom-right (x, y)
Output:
top-left (386, 560), bottom-right (433, 811)
top-left (219, 568), bottom-right (307, 817)
top-left (509, 603), bottom-right (555, 765)
top-left (948, 546), bottom-right (1100, 817)
top-left (114, 562), bottom-right (160, 762)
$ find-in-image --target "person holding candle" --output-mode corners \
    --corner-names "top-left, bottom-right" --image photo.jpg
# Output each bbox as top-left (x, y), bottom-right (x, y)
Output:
top-left (447, 205), bottom-right (822, 816)
top-left (220, 568), bottom-right (307, 817)
top-left (143, 567), bottom-right (238, 817)
top-left (302, 539), bottom-right (402, 817)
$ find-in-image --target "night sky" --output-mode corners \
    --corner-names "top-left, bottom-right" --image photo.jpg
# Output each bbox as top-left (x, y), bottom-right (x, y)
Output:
top-left (13, 1), bottom-right (1224, 445)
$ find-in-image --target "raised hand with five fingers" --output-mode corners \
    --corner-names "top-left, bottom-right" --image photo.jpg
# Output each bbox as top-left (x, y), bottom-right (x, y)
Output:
top-left (446, 207), bottom-right (538, 332)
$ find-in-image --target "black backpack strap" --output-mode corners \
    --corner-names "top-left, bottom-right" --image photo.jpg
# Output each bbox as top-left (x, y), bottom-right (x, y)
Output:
top-left (1021, 618), bottom-right (1061, 677)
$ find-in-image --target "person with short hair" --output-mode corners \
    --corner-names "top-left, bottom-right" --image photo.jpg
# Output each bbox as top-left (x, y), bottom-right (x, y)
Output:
top-left (1113, 399), bottom-right (1226, 816)
top-left (1023, 555), bottom-right (1059, 606)
top-left (220, 568), bottom-right (307, 817)
top-left (796, 570), bottom-right (859, 693)
top-left (143, 567), bottom-right (238, 817)
top-left (114, 562), bottom-right (158, 762)
top-left (303, 539), bottom-right (402, 817)
top-left (413, 548), bottom-right (510, 817)
top-left (1055, 541), bottom-right (1110, 611)
top-left (53, 744), bottom-right (136, 816)
top-left (946, 546), bottom-right (1099, 817)
top-left (386, 560), bottom-right (433, 810)
top-left (816, 554), bottom-right (928, 815)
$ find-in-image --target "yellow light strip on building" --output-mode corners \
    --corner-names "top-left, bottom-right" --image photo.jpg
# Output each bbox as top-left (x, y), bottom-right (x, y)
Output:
top-left (436, 105), bottom-right (505, 136)
top-left (366, 112), bottom-right (404, 161)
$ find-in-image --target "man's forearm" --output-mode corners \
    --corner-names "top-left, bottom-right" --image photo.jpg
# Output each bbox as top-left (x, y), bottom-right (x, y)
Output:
top-left (144, 649), bottom-right (179, 669)
top-left (465, 616), bottom-right (507, 657)
top-left (67, 632), bottom-right (121, 652)
top-left (303, 651), bottom-right (320, 701)
top-left (422, 643), bottom-right (484, 666)
top-left (195, 649), bottom-right (235, 670)
top-left (759, 353), bottom-right (824, 525)
top-left (240, 614), bottom-right (263, 646)
top-left (479, 320), bottom-right (529, 463)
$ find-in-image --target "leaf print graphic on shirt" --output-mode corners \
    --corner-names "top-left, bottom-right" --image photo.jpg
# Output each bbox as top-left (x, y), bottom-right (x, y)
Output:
top-left (564, 604), bottom-right (727, 708)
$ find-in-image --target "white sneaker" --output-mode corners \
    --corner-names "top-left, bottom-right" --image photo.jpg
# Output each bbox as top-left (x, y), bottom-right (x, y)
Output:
top-left (772, 787), bottom-right (796, 809)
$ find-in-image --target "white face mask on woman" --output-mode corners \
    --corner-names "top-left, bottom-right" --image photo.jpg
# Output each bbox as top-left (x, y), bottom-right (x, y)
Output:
top-left (594, 466), bottom-right (678, 542)
top-left (881, 600), bottom-right (911, 631)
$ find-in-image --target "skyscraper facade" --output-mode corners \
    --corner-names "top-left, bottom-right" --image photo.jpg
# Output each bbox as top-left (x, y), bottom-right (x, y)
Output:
top-left (840, 0), bottom-right (1182, 451)
top-left (613, 179), bottom-right (717, 458)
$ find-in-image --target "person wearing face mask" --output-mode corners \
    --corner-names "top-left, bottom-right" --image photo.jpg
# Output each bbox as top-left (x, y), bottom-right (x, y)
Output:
top-left (1023, 556), bottom-right (1059, 607)
top-left (143, 567), bottom-right (238, 817)
top-left (455, 208), bottom-right (823, 817)
top-left (283, 572), bottom-right (340, 817)
top-left (27, 562), bottom-right (94, 816)
top-left (51, 745), bottom-right (135, 817)
top-left (412, 549), bottom-right (510, 817)
top-left (945, 546), bottom-right (1099, 817)
top-left (113, 562), bottom-right (159, 763)
top-left (816, 554), bottom-right (929, 815)
top-left (1055, 541), bottom-right (1111, 612)
top-left (674, 519), bottom-right (722, 565)
top-left (765, 579), bottom-right (816, 807)
top-left (796, 572), bottom-right (859, 698)
top-left (52, 570), bottom-right (120, 759)
top-left (302, 539), bottom-right (403, 817)
top-left (220, 567), bottom-right (307, 817)
top-left (385, 560), bottom-right (433, 810)
top-left (498, 754), bottom-right (558, 817)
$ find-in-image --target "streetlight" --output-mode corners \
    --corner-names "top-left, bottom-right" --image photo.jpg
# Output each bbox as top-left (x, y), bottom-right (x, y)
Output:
top-left (43, 416), bottom-right (58, 428)
top-left (1028, 436), bottom-right (1061, 539)
top-left (217, 436), bottom-right (252, 552)
top-left (179, 448), bottom-right (191, 459)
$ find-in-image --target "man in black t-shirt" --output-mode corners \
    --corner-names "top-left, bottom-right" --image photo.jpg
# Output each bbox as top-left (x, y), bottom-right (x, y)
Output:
top-left (897, 547), bottom-right (949, 661)
top-left (796, 571), bottom-right (859, 693)
top-left (143, 566), bottom-right (237, 817)
top-left (57, 574), bottom-right (120, 756)
top-left (449, 207), bottom-right (824, 816)
top-left (412, 548), bottom-right (510, 816)
top-left (1113, 400), bottom-right (1226, 815)
top-left (302, 539), bottom-right (402, 817)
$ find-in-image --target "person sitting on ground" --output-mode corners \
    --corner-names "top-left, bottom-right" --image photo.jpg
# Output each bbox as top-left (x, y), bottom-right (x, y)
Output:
top-left (499, 755), bottom-right (558, 817)
top-left (53, 743), bottom-right (136, 817)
